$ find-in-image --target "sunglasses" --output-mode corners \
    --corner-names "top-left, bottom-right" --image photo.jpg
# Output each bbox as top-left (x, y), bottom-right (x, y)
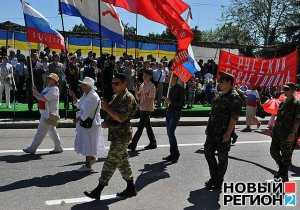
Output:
top-left (112, 81), bottom-right (121, 86)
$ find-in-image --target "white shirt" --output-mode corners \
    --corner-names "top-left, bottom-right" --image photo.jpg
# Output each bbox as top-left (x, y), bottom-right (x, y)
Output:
top-left (75, 90), bottom-right (102, 127)
top-left (40, 86), bottom-right (59, 119)
top-left (153, 69), bottom-right (166, 83)
top-left (0, 62), bottom-right (14, 83)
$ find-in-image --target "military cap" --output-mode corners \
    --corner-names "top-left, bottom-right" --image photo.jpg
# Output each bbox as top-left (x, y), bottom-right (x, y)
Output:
top-left (219, 72), bottom-right (235, 83)
top-left (283, 82), bottom-right (297, 91)
top-left (114, 73), bottom-right (128, 82)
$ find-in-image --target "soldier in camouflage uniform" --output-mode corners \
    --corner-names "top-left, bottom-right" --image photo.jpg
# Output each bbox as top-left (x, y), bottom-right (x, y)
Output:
top-left (204, 72), bottom-right (242, 191)
top-left (270, 82), bottom-right (300, 182)
top-left (84, 73), bottom-right (137, 200)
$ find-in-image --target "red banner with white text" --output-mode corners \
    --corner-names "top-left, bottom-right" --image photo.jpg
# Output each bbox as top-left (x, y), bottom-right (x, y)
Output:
top-left (218, 50), bottom-right (298, 87)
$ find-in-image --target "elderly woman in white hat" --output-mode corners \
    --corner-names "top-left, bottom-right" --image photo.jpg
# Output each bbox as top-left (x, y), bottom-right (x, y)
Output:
top-left (69, 77), bottom-right (105, 172)
top-left (23, 73), bottom-right (63, 155)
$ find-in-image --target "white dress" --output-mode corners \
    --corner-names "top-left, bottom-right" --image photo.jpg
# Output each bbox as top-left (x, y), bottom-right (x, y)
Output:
top-left (74, 90), bottom-right (106, 158)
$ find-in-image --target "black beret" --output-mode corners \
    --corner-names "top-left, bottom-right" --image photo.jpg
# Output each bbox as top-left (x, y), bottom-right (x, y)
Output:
top-left (283, 82), bottom-right (297, 90)
top-left (114, 73), bottom-right (128, 82)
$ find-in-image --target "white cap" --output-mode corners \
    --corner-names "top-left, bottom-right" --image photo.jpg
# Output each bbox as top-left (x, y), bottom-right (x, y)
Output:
top-left (79, 77), bottom-right (97, 90)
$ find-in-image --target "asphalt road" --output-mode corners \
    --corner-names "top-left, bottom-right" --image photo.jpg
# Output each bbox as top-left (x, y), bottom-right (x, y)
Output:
top-left (0, 126), bottom-right (299, 210)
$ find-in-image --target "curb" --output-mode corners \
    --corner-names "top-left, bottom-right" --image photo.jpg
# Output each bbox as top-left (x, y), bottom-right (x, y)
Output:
top-left (0, 119), bottom-right (270, 129)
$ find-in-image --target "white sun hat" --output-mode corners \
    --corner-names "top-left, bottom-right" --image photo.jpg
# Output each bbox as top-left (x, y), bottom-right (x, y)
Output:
top-left (79, 77), bottom-right (97, 90)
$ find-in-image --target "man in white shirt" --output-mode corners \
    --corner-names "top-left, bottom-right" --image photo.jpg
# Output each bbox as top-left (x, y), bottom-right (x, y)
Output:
top-left (242, 86), bottom-right (261, 132)
top-left (0, 56), bottom-right (14, 108)
top-left (23, 73), bottom-right (63, 155)
top-left (152, 63), bottom-right (166, 107)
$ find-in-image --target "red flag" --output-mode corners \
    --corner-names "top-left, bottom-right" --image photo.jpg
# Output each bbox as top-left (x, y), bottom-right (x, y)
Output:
top-left (104, 0), bottom-right (193, 50)
top-left (103, 0), bottom-right (189, 24)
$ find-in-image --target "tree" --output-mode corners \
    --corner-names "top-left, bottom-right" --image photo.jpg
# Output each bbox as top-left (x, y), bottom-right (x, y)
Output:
top-left (71, 24), bottom-right (91, 33)
top-left (123, 24), bottom-right (136, 36)
top-left (285, 1), bottom-right (300, 44)
top-left (224, 0), bottom-right (297, 46)
top-left (200, 23), bottom-right (254, 45)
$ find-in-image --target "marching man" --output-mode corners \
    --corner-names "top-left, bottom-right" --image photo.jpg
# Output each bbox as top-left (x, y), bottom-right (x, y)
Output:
top-left (0, 56), bottom-right (15, 108)
top-left (23, 73), bottom-right (63, 155)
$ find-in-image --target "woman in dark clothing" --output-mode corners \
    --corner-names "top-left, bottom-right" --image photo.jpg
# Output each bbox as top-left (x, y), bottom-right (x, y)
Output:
top-left (163, 74), bottom-right (185, 163)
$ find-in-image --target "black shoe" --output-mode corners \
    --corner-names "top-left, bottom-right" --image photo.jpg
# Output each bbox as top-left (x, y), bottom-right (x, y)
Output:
top-left (49, 149), bottom-right (63, 154)
top-left (170, 154), bottom-right (180, 163)
top-left (231, 134), bottom-right (238, 145)
top-left (144, 143), bottom-right (157, 150)
top-left (117, 179), bottom-right (137, 198)
top-left (162, 154), bottom-right (180, 163)
top-left (128, 143), bottom-right (137, 152)
top-left (205, 179), bottom-right (215, 189)
top-left (162, 155), bottom-right (173, 161)
top-left (241, 127), bottom-right (252, 132)
top-left (84, 183), bottom-right (105, 200)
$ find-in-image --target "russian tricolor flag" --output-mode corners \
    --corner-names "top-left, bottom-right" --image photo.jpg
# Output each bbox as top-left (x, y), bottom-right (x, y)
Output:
top-left (21, 1), bottom-right (65, 50)
top-left (173, 9), bottom-right (200, 83)
top-left (60, 0), bottom-right (124, 43)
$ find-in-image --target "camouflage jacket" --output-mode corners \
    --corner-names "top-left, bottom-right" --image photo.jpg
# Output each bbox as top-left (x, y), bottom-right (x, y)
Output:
top-left (206, 89), bottom-right (242, 138)
top-left (106, 89), bottom-right (137, 142)
top-left (273, 97), bottom-right (300, 140)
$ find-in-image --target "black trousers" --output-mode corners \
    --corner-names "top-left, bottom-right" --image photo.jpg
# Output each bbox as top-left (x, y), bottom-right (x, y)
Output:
top-left (204, 135), bottom-right (231, 184)
top-left (131, 111), bottom-right (156, 146)
top-left (270, 135), bottom-right (296, 179)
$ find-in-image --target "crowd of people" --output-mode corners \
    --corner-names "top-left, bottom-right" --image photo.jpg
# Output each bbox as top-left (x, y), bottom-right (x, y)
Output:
top-left (0, 48), bottom-right (223, 110)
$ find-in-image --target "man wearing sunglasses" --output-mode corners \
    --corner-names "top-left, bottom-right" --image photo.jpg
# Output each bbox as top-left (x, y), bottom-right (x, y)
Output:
top-left (204, 72), bottom-right (242, 191)
top-left (270, 82), bottom-right (300, 182)
top-left (84, 73), bottom-right (138, 200)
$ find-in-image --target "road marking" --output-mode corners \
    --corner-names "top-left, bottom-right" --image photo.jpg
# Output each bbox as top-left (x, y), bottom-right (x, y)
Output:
top-left (0, 140), bottom-right (271, 154)
top-left (45, 194), bottom-right (117, 206)
top-left (266, 177), bottom-right (300, 182)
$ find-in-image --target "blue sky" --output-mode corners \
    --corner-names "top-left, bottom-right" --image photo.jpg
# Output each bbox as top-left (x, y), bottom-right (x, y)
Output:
top-left (0, 0), bottom-right (230, 35)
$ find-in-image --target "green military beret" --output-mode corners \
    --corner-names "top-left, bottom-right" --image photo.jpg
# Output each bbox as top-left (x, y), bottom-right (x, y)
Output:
top-left (283, 82), bottom-right (297, 91)
top-left (219, 72), bottom-right (235, 83)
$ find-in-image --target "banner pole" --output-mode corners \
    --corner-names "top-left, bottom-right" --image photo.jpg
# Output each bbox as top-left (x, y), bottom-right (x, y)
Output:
top-left (135, 13), bottom-right (138, 59)
top-left (20, 0), bottom-right (34, 87)
top-left (98, 0), bottom-right (103, 56)
top-left (58, 0), bottom-right (67, 52)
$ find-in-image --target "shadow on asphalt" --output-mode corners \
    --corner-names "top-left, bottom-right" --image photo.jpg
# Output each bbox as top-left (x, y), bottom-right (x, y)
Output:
top-left (185, 187), bottom-right (221, 210)
top-left (71, 197), bottom-right (124, 210)
top-left (135, 161), bottom-right (171, 192)
top-left (0, 170), bottom-right (93, 192)
top-left (195, 149), bottom-right (276, 175)
top-left (290, 164), bottom-right (300, 177)
top-left (61, 158), bottom-right (106, 167)
top-left (0, 153), bottom-right (52, 163)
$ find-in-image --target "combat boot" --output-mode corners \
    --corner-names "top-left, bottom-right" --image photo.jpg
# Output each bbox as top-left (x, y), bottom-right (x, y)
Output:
top-left (84, 182), bottom-right (105, 200)
top-left (117, 179), bottom-right (137, 198)
top-left (128, 142), bottom-right (137, 152)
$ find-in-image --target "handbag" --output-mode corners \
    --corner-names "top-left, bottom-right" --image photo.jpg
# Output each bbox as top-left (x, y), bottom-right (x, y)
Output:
top-left (80, 102), bottom-right (100, 129)
top-left (46, 114), bottom-right (60, 127)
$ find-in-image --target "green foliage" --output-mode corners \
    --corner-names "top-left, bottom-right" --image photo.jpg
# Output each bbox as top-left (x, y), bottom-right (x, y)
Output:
top-left (223, 0), bottom-right (298, 46)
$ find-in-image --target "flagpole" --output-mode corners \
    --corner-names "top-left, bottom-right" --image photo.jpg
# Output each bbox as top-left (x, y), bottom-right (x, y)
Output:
top-left (98, 0), bottom-right (103, 56)
top-left (58, 0), bottom-right (70, 119)
top-left (135, 13), bottom-right (138, 59)
top-left (58, 0), bottom-right (67, 52)
top-left (20, 0), bottom-right (34, 87)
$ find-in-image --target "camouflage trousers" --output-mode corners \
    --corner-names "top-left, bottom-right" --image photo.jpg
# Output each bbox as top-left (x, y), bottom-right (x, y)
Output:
top-left (99, 141), bottom-right (133, 185)
top-left (270, 135), bottom-right (296, 177)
